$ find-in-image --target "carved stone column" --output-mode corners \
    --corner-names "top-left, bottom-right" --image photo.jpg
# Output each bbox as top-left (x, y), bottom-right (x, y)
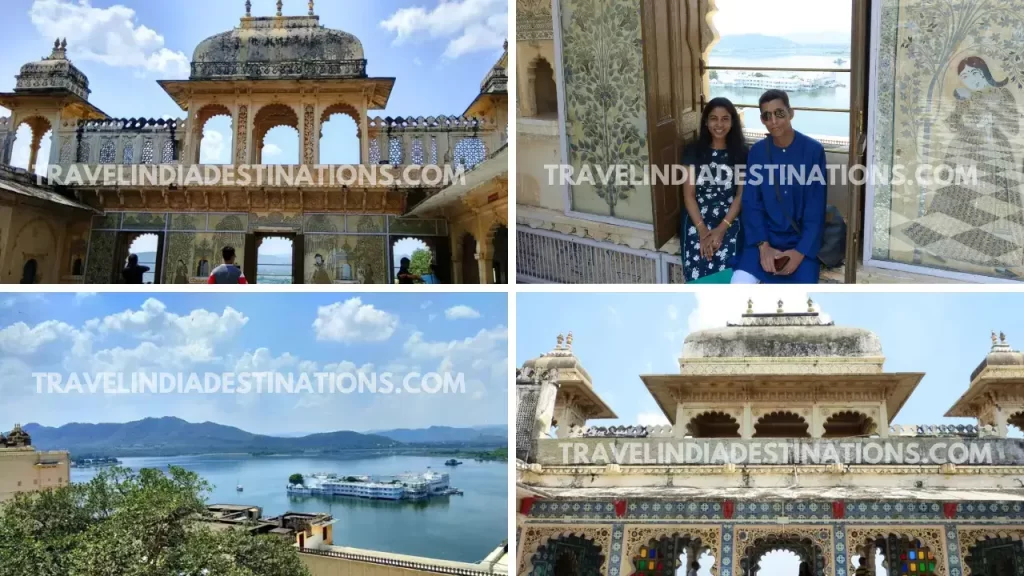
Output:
top-left (301, 103), bottom-right (318, 166)
top-left (878, 400), bottom-right (889, 438)
top-left (742, 403), bottom-right (754, 439)
top-left (359, 96), bottom-right (369, 164)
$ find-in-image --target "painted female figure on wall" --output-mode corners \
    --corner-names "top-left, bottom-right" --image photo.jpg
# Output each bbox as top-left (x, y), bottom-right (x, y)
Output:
top-left (927, 56), bottom-right (1022, 267)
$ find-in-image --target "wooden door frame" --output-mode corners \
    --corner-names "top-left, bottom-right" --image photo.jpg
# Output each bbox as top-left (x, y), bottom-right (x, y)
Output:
top-left (251, 231), bottom-right (301, 284)
top-left (846, 0), bottom-right (872, 284)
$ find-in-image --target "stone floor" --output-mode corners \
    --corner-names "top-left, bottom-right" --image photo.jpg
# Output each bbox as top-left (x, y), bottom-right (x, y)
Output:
top-left (819, 263), bottom-right (967, 284)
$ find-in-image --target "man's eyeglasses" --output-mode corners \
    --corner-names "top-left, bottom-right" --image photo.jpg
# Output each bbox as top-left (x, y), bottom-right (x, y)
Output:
top-left (760, 109), bottom-right (789, 122)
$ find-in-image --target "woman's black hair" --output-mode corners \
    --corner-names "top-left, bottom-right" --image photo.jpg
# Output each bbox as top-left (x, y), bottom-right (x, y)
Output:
top-left (690, 97), bottom-right (748, 168)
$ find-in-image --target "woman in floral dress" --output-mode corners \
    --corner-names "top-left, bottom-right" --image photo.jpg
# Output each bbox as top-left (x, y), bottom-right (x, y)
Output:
top-left (680, 97), bottom-right (748, 281)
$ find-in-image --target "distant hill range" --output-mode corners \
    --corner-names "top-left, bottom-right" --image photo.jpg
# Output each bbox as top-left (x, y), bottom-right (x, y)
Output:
top-left (23, 417), bottom-right (397, 458)
top-left (370, 425), bottom-right (508, 445)
top-left (714, 33), bottom-right (850, 53)
top-left (133, 251), bottom-right (292, 269)
top-left (22, 418), bottom-right (505, 458)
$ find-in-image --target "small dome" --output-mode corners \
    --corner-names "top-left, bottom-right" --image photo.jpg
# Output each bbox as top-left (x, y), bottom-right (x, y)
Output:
top-left (191, 15), bottom-right (366, 81)
top-left (683, 311), bottom-right (882, 359)
top-left (970, 332), bottom-right (1024, 382)
top-left (15, 39), bottom-right (91, 101)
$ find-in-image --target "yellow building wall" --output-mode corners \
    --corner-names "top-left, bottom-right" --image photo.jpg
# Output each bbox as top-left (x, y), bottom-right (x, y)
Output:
top-left (0, 204), bottom-right (66, 284)
top-left (0, 449), bottom-right (70, 503)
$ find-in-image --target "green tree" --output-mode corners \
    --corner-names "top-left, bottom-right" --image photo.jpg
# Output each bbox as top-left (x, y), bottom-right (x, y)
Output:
top-left (409, 249), bottom-right (433, 276)
top-left (289, 473), bottom-right (304, 486)
top-left (709, 70), bottom-right (719, 81)
top-left (0, 466), bottom-right (310, 576)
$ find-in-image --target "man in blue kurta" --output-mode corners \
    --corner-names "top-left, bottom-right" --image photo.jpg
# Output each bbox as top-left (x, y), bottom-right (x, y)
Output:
top-left (732, 90), bottom-right (828, 284)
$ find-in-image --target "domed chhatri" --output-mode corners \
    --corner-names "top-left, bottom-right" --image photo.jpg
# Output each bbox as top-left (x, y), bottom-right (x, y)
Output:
top-left (14, 38), bottom-right (90, 100)
top-left (682, 299), bottom-right (883, 363)
top-left (191, 1), bottom-right (366, 81)
top-left (1, 423), bottom-right (32, 448)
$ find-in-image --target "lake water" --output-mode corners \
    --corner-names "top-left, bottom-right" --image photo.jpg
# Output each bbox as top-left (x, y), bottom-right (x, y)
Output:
top-left (708, 52), bottom-right (852, 138)
top-left (71, 454), bottom-right (508, 563)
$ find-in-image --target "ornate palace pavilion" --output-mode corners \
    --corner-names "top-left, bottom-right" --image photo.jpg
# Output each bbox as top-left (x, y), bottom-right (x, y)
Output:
top-left (516, 302), bottom-right (1024, 576)
top-left (0, 1), bottom-right (507, 284)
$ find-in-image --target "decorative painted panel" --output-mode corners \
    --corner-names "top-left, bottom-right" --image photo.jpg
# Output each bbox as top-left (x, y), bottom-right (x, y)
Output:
top-left (388, 217), bottom-right (441, 236)
top-left (249, 212), bottom-right (301, 232)
top-left (209, 214), bottom-right (248, 232)
top-left (348, 215), bottom-right (384, 233)
top-left (304, 235), bottom-right (358, 284)
top-left (84, 230), bottom-right (116, 284)
top-left (170, 213), bottom-right (205, 231)
top-left (304, 214), bottom-right (344, 233)
top-left (559, 0), bottom-right (651, 223)
top-left (870, 0), bottom-right (1024, 280)
top-left (91, 214), bottom-right (120, 230)
top-left (121, 212), bottom-right (166, 230)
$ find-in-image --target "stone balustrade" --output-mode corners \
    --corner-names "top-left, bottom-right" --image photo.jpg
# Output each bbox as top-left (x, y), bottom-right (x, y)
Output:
top-left (565, 424), bottom-right (675, 439)
top-left (888, 424), bottom-right (996, 437)
top-left (52, 117), bottom-right (186, 168)
top-left (366, 115), bottom-right (501, 169)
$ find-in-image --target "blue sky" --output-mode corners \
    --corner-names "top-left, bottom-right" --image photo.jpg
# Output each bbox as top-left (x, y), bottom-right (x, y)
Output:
top-left (517, 290), bottom-right (1022, 430)
top-left (1, 0), bottom-right (506, 170)
top-left (0, 292), bottom-right (508, 435)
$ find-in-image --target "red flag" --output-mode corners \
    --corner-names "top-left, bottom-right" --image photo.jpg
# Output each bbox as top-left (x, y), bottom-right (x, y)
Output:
top-left (723, 500), bottom-right (735, 519)
top-left (614, 500), bottom-right (627, 518)
top-left (520, 497), bottom-right (536, 516)
top-left (833, 501), bottom-right (845, 519)
top-left (943, 502), bottom-right (957, 519)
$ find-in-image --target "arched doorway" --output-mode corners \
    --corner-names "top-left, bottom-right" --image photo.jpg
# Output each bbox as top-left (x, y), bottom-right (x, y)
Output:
top-left (253, 104), bottom-right (299, 164)
top-left (392, 237), bottom-right (436, 284)
top-left (739, 534), bottom-right (827, 576)
top-left (256, 236), bottom-right (294, 284)
top-left (530, 57), bottom-right (558, 118)
top-left (194, 104), bottom-right (233, 164)
top-left (126, 233), bottom-right (159, 284)
top-left (20, 259), bottom-right (38, 284)
top-left (491, 225), bottom-right (507, 284)
top-left (9, 116), bottom-right (52, 175)
top-left (461, 232), bottom-right (480, 284)
top-left (320, 104), bottom-right (360, 164)
top-left (529, 535), bottom-right (604, 576)
top-left (629, 534), bottom-right (717, 576)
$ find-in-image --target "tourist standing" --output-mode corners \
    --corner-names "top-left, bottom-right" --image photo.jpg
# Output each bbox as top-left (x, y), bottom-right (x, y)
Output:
top-left (121, 254), bottom-right (149, 284)
top-left (396, 257), bottom-right (421, 284)
top-left (207, 246), bottom-right (248, 284)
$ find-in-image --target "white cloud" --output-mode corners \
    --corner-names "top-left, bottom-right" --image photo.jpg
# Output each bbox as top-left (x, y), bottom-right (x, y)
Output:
top-left (420, 301), bottom-right (432, 310)
top-left (667, 305), bottom-right (679, 321)
top-left (428, 314), bottom-right (437, 322)
top-left (73, 293), bottom-right (97, 304)
top-left (379, 0), bottom-right (507, 59)
top-left (262, 143), bottom-right (282, 158)
top-left (89, 298), bottom-right (248, 345)
top-left (637, 411), bottom-right (670, 426)
top-left (29, 0), bottom-right (190, 77)
top-left (199, 130), bottom-right (225, 163)
top-left (445, 305), bottom-right (481, 320)
top-left (686, 289), bottom-right (826, 333)
top-left (313, 298), bottom-right (398, 343)
top-left (0, 320), bottom-right (83, 356)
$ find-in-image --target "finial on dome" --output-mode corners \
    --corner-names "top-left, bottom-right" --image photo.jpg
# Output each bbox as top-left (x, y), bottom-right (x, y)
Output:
top-left (504, 39), bottom-right (508, 51)
top-left (807, 298), bottom-right (814, 313)
top-left (556, 333), bottom-right (564, 349)
top-left (566, 332), bottom-right (573, 349)
top-left (777, 299), bottom-right (784, 314)
top-left (1001, 331), bottom-right (1007, 344)
top-left (992, 331), bottom-right (998, 345)
top-left (53, 38), bottom-right (60, 50)
top-left (245, 0), bottom-right (251, 16)
top-left (277, 0), bottom-right (284, 16)
top-left (309, 0), bottom-right (315, 15)
top-left (746, 298), bottom-right (753, 315)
